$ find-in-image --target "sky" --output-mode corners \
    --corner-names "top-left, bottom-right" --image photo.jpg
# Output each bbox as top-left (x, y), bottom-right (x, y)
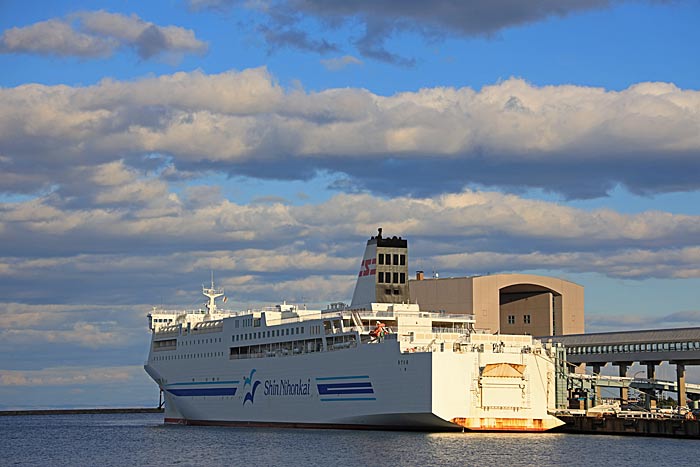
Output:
top-left (0, 0), bottom-right (699, 409)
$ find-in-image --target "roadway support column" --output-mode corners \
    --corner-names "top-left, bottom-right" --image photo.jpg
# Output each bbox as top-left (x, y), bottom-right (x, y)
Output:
top-left (616, 362), bottom-right (630, 404)
top-left (646, 363), bottom-right (656, 379)
top-left (592, 364), bottom-right (602, 406)
top-left (676, 363), bottom-right (687, 409)
top-left (641, 361), bottom-right (661, 410)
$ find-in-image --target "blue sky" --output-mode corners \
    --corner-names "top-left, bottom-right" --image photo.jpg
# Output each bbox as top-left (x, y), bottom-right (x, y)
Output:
top-left (1, 0), bottom-right (699, 408)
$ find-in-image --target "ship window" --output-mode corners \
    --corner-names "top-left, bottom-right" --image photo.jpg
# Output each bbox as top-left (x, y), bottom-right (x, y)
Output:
top-left (400, 273), bottom-right (405, 284)
top-left (393, 289), bottom-right (399, 295)
top-left (378, 272), bottom-right (384, 283)
top-left (393, 272), bottom-right (399, 283)
top-left (393, 254), bottom-right (398, 265)
top-left (386, 254), bottom-right (391, 265)
top-left (378, 254), bottom-right (384, 265)
top-left (286, 328), bottom-right (290, 335)
top-left (524, 315), bottom-right (531, 324)
top-left (385, 288), bottom-right (391, 295)
top-left (400, 254), bottom-right (405, 265)
top-left (507, 315), bottom-right (515, 325)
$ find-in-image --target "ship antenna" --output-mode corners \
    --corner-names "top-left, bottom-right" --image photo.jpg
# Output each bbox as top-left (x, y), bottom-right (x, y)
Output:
top-left (203, 271), bottom-right (224, 313)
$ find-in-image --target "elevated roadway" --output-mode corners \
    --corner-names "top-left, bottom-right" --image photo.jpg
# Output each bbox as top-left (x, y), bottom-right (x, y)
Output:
top-left (542, 327), bottom-right (700, 407)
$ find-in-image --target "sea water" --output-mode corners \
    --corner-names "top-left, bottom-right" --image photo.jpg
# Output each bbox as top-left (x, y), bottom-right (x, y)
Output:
top-left (1, 413), bottom-right (698, 466)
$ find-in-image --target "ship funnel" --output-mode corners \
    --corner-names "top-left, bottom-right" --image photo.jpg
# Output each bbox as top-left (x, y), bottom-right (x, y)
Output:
top-left (350, 229), bottom-right (409, 309)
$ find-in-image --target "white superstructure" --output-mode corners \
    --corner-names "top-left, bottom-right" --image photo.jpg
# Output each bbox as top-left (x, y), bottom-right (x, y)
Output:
top-left (144, 231), bottom-right (564, 431)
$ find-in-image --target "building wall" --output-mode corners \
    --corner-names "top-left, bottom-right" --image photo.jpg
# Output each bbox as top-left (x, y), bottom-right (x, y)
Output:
top-left (500, 292), bottom-right (553, 336)
top-left (407, 276), bottom-right (474, 314)
top-left (409, 273), bottom-right (584, 335)
top-left (559, 282), bottom-right (584, 335)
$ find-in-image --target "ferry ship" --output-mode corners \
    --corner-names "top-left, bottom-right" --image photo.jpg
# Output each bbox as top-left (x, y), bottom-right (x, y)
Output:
top-left (144, 230), bottom-right (564, 431)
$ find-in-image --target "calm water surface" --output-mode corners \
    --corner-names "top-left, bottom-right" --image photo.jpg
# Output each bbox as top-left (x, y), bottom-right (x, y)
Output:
top-left (2, 413), bottom-right (699, 466)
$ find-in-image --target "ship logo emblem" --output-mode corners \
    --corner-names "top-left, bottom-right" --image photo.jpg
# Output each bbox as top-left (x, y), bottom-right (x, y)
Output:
top-left (242, 369), bottom-right (261, 405)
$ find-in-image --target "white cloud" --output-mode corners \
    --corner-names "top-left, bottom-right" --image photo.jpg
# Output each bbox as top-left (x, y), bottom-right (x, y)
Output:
top-left (0, 304), bottom-right (144, 331)
top-left (2, 187), bottom-right (700, 286)
top-left (76, 10), bottom-right (207, 59)
top-left (320, 55), bottom-right (362, 71)
top-left (0, 11), bottom-right (207, 59)
top-left (227, 274), bottom-right (357, 305)
top-left (431, 247), bottom-right (700, 279)
top-left (1, 69), bottom-right (699, 199)
top-left (0, 321), bottom-right (128, 348)
top-left (586, 310), bottom-right (700, 333)
top-left (0, 365), bottom-right (141, 387)
top-left (0, 18), bottom-right (113, 57)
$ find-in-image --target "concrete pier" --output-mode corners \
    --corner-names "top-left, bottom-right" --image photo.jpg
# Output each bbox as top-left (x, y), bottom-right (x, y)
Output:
top-left (556, 414), bottom-right (700, 438)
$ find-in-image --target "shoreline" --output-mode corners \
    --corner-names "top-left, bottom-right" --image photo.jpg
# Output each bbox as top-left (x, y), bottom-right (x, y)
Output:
top-left (3, 409), bottom-right (699, 438)
top-left (0, 408), bottom-right (164, 416)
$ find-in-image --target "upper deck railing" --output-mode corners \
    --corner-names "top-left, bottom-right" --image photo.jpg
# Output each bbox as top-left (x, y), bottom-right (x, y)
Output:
top-left (344, 309), bottom-right (475, 321)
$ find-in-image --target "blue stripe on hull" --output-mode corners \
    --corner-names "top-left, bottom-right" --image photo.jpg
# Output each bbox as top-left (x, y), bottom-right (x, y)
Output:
top-left (318, 387), bottom-right (374, 395)
top-left (315, 375), bottom-right (370, 381)
top-left (320, 397), bottom-right (377, 402)
top-left (317, 381), bottom-right (374, 396)
top-left (167, 387), bottom-right (237, 397)
top-left (168, 380), bottom-right (240, 386)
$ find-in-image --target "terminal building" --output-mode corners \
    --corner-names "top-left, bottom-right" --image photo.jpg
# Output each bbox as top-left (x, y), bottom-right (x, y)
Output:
top-left (409, 273), bottom-right (585, 335)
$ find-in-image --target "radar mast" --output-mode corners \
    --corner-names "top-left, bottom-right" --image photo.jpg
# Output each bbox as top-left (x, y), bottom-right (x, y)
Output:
top-left (203, 271), bottom-right (224, 313)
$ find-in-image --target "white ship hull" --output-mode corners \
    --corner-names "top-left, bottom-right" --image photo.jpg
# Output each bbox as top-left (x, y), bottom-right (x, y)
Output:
top-left (146, 335), bottom-right (562, 431)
